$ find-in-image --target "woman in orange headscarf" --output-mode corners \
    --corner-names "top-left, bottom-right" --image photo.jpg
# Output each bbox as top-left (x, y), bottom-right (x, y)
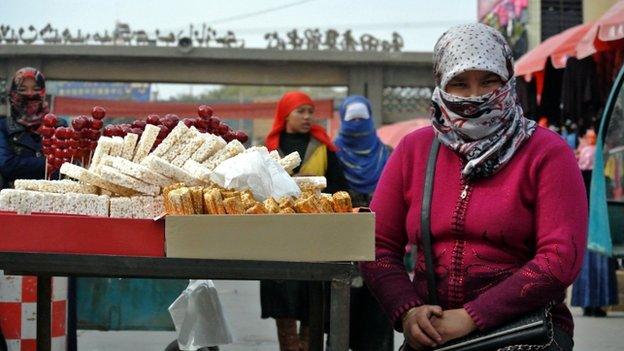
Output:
top-left (265, 91), bottom-right (346, 193)
top-left (261, 91), bottom-right (347, 351)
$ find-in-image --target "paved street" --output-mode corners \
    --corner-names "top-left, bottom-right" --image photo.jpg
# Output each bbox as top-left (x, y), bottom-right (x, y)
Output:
top-left (77, 280), bottom-right (624, 351)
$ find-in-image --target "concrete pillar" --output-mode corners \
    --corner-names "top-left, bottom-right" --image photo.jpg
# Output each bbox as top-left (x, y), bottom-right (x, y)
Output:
top-left (347, 66), bottom-right (384, 126)
top-left (584, 0), bottom-right (617, 22)
top-left (527, 0), bottom-right (542, 51)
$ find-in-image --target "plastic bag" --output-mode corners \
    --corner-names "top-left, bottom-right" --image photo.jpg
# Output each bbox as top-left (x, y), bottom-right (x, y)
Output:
top-left (168, 280), bottom-right (233, 351)
top-left (210, 149), bottom-right (301, 201)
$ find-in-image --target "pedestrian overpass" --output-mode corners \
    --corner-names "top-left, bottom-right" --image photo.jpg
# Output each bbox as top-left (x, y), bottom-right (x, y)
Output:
top-left (0, 44), bottom-right (434, 126)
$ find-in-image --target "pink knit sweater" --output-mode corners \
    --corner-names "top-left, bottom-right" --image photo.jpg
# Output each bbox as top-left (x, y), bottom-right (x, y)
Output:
top-left (360, 126), bottom-right (587, 335)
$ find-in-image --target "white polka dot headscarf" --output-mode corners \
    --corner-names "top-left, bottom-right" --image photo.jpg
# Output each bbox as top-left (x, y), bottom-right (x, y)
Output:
top-left (430, 23), bottom-right (536, 180)
top-left (433, 23), bottom-right (514, 90)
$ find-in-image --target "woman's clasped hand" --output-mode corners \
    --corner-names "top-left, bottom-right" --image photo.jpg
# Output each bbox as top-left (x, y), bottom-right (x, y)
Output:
top-left (402, 306), bottom-right (476, 349)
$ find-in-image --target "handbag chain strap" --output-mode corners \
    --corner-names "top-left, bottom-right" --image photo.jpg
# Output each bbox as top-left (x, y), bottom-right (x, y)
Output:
top-left (496, 306), bottom-right (554, 351)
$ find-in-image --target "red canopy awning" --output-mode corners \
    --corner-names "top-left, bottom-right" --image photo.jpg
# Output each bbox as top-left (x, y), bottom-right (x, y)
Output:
top-left (511, 0), bottom-right (624, 106)
top-left (377, 118), bottom-right (430, 149)
top-left (515, 22), bottom-right (594, 77)
top-left (51, 96), bottom-right (335, 120)
top-left (577, 0), bottom-right (624, 58)
top-left (516, 0), bottom-right (624, 69)
top-left (514, 22), bottom-right (594, 104)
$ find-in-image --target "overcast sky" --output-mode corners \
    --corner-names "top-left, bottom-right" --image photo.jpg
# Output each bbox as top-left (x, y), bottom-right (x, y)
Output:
top-left (0, 0), bottom-right (478, 98)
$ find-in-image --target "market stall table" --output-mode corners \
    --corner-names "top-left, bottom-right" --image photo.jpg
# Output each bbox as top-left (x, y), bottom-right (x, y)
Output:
top-left (0, 252), bottom-right (355, 351)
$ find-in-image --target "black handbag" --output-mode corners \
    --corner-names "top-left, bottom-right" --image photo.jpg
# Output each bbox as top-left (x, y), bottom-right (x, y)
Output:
top-left (404, 138), bottom-right (554, 351)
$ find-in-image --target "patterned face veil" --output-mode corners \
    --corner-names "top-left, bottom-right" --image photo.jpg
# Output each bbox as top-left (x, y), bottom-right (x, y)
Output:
top-left (430, 23), bottom-right (536, 180)
top-left (8, 67), bottom-right (49, 128)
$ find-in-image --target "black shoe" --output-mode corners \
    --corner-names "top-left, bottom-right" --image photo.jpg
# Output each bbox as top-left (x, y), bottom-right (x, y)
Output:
top-left (165, 340), bottom-right (219, 351)
top-left (582, 307), bottom-right (594, 316)
top-left (593, 307), bottom-right (608, 317)
top-left (165, 340), bottom-right (180, 351)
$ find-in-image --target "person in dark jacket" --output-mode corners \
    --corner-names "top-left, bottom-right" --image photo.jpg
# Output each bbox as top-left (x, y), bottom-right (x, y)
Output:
top-left (262, 91), bottom-right (347, 351)
top-left (0, 67), bottom-right (50, 189)
top-left (334, 95), bottom-right (393, 351)
top-left (0, 67), bottom-right (51, 351)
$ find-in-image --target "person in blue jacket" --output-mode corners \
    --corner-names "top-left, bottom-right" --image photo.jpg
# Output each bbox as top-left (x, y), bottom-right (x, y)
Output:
top-left (334, 95), bottom-right (393, 351)
top-left (0, 67), bottom-right (50, 189)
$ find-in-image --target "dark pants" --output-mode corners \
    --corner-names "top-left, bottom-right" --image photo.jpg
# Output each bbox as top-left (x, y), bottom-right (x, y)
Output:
top-left (0, 327), bottom-right (6, 351)
top-left (348, 285), bottom-right (394, 351)
top-left (260, 280), bottom-right (309, 324)
top-left (324, 282), bottom-right (394, 351)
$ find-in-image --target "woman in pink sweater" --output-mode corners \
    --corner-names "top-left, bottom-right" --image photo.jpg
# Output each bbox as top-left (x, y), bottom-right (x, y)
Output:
top-left (360, 24), bottom-right (587, 350)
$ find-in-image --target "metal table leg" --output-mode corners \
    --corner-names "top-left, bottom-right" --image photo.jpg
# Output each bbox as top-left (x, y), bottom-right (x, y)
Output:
top-left (67, 276), bottom-right (77, 351)
top-left (36, 275), bottom-right (52, 351)
top-left (308, 281), bottom-right (325, 351)
top-left (329, 278), bottom-right (350, 351)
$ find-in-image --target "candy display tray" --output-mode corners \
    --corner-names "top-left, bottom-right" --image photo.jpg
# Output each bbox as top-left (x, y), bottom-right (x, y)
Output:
top-left (0, 211), bottom-right (165, 257)
top-left (165, 212), bottom-right (375, 262)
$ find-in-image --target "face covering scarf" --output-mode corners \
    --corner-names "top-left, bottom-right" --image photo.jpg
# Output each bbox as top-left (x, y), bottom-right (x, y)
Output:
top-left (9, 67), bottom-right (49, 128)
top-left (335, 95), bottom-right (390, 194)
top-left (430, 23), bottom-right (536, 180)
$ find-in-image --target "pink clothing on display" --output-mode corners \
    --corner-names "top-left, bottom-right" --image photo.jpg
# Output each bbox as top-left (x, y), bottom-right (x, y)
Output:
top-left (577, 144), bottom-right (596, 170)
top-left (360, 126), bottom-right (588, 336)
